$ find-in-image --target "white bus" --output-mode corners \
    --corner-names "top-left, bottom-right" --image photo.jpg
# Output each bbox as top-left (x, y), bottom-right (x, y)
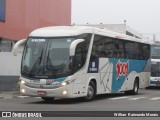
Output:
top-left (150, 44), bottom-right (160, 86)
top-left (13, 26), bottom-right (151, 102)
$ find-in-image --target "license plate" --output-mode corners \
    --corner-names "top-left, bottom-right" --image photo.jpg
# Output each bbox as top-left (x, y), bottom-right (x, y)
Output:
top-left (37, 91), bottom-right (46, 96)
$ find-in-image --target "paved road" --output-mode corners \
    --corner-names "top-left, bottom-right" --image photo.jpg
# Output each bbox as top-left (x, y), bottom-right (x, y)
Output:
top-left (1, 87), bottom-right (160, 119)
top-left (0, 87), bottom-right (160, 111)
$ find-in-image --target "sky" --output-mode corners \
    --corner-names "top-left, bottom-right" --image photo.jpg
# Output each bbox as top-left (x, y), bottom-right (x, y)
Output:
top-left (72, 0), bottom-right (160, 35)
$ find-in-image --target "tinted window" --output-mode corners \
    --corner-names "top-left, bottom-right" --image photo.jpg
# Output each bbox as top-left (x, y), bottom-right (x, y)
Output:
top-left (91, 35), bottom-right (117, 60)
top-left (90, 34), bottom-right (150, 60)
top-left (115, 39), bottom-right (125, 58)
top-left (124, 42), bottom-right (144, 59)
top-left (73, 34), bottom-right (92, 72)
top-left (103, 37), bottom-right (116, 58)
top-left (142, 44), bottom-right (150, 59)
top-left (125, 42), bottom-right (136, 59)
top-left (90, 35), bottom-right (104, 61)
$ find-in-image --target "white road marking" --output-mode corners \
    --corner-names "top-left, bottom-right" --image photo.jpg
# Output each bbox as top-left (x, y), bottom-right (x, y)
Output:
top-left (149, 97), bottom-right (160, 100)
top-left (3, 96), bottom-right (13, 99)
top-left (17, 96), bottom-right (30, 98)
top-left (17, 96), bottom-right (41, 99)
top-left (129, 97), bottom-right (146, 100)
top-left (34, 97), bottom-right (41, 99)
top-left (111, 96), bottom-right (131, 100)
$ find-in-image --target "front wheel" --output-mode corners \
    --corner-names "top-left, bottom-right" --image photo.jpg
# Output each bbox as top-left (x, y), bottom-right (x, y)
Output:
top-left (84, 81), bottom-right (96, 101)
top-left (41, 97), bottom-right (55, 102)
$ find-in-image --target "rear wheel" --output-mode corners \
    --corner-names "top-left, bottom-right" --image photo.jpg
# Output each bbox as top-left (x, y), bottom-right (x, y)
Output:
top-left (84, 81), bottom-right (96, 101)
top-left (132, 80), bottom-right (139, 94)
top-left (41, 97), bottom-right (55, 102)
top-left (125, 80), bottom-right (139, 95)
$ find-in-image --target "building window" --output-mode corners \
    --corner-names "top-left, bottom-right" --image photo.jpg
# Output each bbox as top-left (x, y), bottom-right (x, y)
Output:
top-left (0, 0), bottom-right (6, 22)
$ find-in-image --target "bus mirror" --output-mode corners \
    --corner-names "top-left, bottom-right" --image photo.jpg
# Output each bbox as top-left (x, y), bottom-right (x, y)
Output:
top-left (12, 39), bottom-right (27, 56)
top-left (70, 39), bottom-right (85, 56)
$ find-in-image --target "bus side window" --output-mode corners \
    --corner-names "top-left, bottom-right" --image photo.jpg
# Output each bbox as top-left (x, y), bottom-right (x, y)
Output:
top-left (90, 35), bottom-right (104, 61)
top-left (125, 42), bottom-right (138, 59)
top-left (137, 43), bottom-right (143, 59)
top-left (76, 33), bottom-right (92, 62)
top-left (74, 47), bottom-right (83, 69)
top-left (103, 37), bottom-right (115, 58)
top-left (90, 45), bottom-right (99, 61)
top-left (115, 39), bottom-right (125, 58)
top-left (73, 40), bottom-right (90, 72)
top-left (142, 44), bottom-right (150, 59)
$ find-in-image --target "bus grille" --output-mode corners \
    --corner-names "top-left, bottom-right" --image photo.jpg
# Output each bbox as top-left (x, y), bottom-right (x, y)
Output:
top-left (25, 83), bottom-right (59, 89)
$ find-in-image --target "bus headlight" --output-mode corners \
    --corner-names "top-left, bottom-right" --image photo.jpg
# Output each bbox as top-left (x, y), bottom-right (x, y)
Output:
top-left (61, 81), bottom-right (67, 86)
top-left (60, 78), bottom-right (75, 87)
top-left (20, 80), bottom-right (26, 85)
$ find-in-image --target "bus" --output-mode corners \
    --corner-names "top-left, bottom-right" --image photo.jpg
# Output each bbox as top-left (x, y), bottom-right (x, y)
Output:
top-left (13, 26), bottom-right (151, 102)
top-left (150, 44), bottom-right (160, 86)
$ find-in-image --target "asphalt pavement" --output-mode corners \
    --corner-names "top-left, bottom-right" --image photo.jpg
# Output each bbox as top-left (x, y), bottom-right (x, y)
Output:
top-left (0, 91), bottom-right (20, 99)
top-left (1, 88), bottom-right (160, 119)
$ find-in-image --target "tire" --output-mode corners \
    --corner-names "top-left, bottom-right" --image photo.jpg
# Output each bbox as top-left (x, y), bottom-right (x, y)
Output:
top-left (41, 97), bottom-right (55, 102)
top-left (125, 80), bottom-right (139, 95)
top-left (84, 81), bottom-right (96, 101)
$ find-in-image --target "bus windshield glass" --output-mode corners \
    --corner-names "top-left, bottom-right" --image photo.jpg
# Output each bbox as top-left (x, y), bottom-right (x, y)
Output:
top-left (151, 61), bottom-right (160, 77)
top-left (151, 45), bottom-right (160, 59)
top-left (21, 37), bottom-right (75, 79)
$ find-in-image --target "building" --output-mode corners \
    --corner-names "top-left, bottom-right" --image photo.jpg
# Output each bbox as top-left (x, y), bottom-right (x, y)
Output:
top-left (0, 0), bottom-right (71, 51)
top-left (142, 33), bottom-right (160, 42)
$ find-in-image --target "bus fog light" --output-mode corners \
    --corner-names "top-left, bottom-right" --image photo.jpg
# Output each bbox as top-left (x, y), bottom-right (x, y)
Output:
top-left (21, 89), bottom-right (25, 93)
top-left (62, 90), bottom-right (67, 95)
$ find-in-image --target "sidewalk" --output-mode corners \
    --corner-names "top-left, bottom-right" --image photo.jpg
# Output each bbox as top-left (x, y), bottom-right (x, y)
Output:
top-left (0, 91), bottom-right (20, 99)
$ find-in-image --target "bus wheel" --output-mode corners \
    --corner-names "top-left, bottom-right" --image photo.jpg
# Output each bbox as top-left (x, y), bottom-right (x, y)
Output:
top-left (125, 80), bottom-right (139, 95)
top-left (41, 97), bottom-right (55, 102)
top-left (131, 80), bottom-right (139, 95)
top-left (84, 81), bottom-right (96, 101)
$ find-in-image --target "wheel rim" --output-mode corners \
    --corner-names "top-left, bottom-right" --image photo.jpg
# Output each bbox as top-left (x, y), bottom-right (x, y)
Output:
top-left (134, 83), bottom-right (138, 93)
top-left (87, 85), bottom-right (94, 98)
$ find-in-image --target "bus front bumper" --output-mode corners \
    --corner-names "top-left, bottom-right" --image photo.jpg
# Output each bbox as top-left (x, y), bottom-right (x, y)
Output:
top-left (20, 84), bottom-right (73, 98)
top-left (150, 77), bottom-right (160, 86)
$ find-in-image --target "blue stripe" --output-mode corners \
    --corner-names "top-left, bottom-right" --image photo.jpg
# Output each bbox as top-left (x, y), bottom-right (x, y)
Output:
top-left (109, 58), bottom-right (147, 92)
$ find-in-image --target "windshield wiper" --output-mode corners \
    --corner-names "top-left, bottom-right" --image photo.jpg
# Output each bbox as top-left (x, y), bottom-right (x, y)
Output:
top-left (46, 49), bottom-right (50, 64)
top-left (29, 49), bottom-right (43, 74)
top-left (45, 50), bottom-right (52, 71)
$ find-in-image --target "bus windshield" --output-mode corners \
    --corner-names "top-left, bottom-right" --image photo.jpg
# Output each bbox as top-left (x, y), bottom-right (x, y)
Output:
top-left (151, 45), bottom-right (160, 59)
top-left (21, 37), bottom-right (75, 79)
top-left (151, 61), bottom-right (160, 77)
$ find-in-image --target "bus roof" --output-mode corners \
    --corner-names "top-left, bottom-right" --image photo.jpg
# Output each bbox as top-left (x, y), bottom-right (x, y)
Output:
top-left (29, 26), bottom-right (152, 44)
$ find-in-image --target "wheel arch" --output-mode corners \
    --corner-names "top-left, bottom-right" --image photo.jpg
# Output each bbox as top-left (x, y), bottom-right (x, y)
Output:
top-left (88, 77), bottom-right (97, 95)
